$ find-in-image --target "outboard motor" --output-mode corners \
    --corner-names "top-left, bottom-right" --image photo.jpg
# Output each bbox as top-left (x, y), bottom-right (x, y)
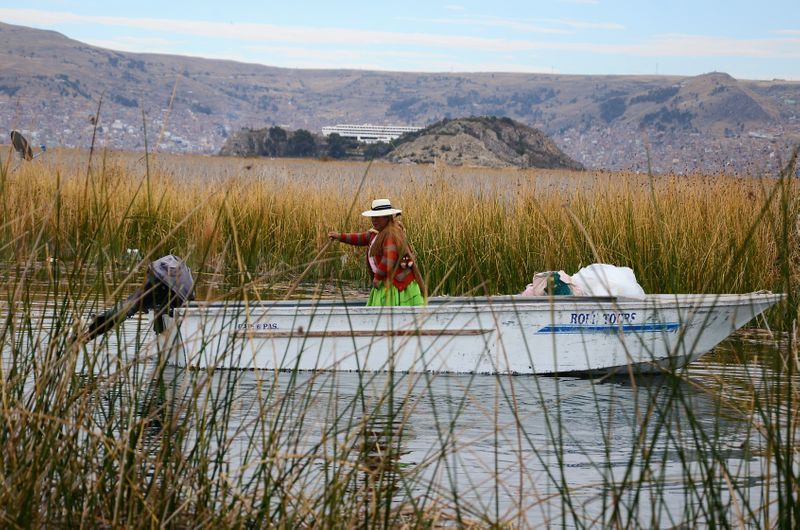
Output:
top-left (83, 255), bottom-right (194, 341)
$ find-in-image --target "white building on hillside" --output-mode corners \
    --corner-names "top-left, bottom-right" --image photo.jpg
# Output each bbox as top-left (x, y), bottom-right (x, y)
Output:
top-left (321, 123), bottom-right (422, 144)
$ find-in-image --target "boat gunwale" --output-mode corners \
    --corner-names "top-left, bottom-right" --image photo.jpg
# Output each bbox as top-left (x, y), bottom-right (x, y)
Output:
top-left (176, 292), bottom-right (784, 313)
top-left (182, 295), bottom-right (616, 309)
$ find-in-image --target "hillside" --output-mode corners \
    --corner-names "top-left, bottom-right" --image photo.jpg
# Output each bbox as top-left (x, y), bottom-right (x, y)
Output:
top-left (1, 22), bottom-right (798, 174)
top-left (388, 117), bottom-right (584, 169)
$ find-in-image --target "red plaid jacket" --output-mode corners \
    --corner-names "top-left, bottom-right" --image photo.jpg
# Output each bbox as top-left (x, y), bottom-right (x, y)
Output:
top-left (338, 230), bottom-right (415, 291)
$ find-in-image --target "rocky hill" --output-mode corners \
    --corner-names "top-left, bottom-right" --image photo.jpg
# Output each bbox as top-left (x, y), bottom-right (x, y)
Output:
top-left (388, 117), bottom-right (584, 169)
top-left (218, 117), bottom-right (583, 169)
top-left (1, 22), bottom-right (798, 174)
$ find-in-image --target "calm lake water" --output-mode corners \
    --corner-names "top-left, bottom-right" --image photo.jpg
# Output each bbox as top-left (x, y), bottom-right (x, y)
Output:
top-left (4, 300), bottom-right (797, 527)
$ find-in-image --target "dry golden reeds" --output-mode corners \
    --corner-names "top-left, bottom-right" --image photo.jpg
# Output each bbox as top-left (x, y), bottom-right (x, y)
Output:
top-left (1, 150), bottom-right (795, 300)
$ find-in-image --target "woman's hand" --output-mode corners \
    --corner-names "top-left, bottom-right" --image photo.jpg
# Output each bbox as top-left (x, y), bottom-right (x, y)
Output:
top-left (328, 231), bottom-right (340, 241)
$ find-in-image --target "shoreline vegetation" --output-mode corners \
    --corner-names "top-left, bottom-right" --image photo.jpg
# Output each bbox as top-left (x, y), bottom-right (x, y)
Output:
top-left (1, 149), bottom-right (798, 301)
top-left (0, 147), bottom-right (798, 527)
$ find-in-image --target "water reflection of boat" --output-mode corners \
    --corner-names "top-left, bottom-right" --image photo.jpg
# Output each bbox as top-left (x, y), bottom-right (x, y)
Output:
top-left (156, 293), bottom-right (783, 375)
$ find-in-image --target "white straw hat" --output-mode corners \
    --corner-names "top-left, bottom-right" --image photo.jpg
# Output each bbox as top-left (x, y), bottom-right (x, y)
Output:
top-left (361, 198), bottom-right (402, 217)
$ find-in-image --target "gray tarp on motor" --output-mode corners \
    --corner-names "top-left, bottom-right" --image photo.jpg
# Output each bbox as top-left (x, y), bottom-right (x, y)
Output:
top-left (149, 254), bottom-right (194, 302)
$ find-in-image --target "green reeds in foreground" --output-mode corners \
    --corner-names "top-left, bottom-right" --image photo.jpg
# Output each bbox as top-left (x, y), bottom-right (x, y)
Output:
top-left (0, 148), bottom-right (797, 527)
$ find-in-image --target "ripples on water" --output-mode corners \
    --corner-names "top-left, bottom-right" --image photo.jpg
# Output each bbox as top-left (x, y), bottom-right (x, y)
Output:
top-left (2, 302), bottom-right (797, 527)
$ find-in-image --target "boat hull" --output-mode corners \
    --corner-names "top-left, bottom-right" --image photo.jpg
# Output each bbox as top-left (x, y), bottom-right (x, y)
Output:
top-left (157, 293), bottom-right (782, 375)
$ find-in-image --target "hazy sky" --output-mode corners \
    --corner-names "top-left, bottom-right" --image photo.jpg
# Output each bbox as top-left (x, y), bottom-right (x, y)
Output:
top-left (2, 1), bottom-right (799, 80)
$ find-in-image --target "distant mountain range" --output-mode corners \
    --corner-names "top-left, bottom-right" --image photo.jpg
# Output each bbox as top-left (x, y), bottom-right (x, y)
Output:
top-left (1, 21), bottom-right (798, 174)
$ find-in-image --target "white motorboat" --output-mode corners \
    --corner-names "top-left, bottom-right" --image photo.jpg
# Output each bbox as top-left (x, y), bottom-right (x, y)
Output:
top-left (156, 292), bottom-right (783, 375)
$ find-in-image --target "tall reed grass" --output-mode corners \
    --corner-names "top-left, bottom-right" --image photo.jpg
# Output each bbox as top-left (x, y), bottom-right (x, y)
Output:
top-left (1, 149), bottom-right (797, 300)
top-left (0, 147), bottom-right (797, 527)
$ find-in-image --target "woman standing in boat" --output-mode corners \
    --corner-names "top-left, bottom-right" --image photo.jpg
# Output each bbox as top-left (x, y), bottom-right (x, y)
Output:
top-left (328, 198), bottom-right (426, 306)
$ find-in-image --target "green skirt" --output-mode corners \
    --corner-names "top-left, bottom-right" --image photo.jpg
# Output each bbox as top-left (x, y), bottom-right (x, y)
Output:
top-left (367, 281), bottom-right (426, 306)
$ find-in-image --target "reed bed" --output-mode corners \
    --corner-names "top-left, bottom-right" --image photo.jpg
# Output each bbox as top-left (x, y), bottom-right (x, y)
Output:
top-left (0, 147), bottom-right (798, 527)
top-left (1, 149), bottom-right (797, 299)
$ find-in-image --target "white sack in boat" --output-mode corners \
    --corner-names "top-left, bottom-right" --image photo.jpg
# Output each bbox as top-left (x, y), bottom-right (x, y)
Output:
top-left (571, 264), bottom-right (646, 300)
